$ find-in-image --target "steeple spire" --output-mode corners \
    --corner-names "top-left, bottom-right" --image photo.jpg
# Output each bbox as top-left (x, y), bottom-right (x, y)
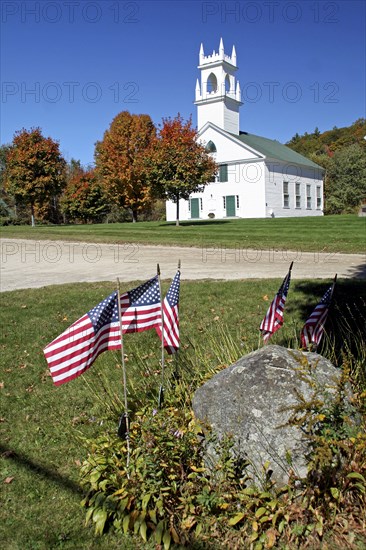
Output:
top-left (231, 45), bottom-right (237, 66)
top-left (199, 43), bottom-right (204, 65)
top-left (219, 37), bottom-right (224, 59)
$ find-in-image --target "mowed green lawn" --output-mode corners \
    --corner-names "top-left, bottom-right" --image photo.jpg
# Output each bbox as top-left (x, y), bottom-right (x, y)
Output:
top-left (0, 279), bottom-right (365, 549)
top-left (1, 215), bottom-right (365, 254)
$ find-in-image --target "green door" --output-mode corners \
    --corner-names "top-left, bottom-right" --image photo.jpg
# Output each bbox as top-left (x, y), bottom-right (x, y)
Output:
top-left (190, 198), bottom-right (200, 219)
top-left (226, 195), bottom-right (236, 217)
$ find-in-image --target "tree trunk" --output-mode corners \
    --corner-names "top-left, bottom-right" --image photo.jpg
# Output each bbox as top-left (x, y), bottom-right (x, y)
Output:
top-left (31, 204), bottom-right (35, 227)
top-left (175, 193), bottom-right (180, 227)
top-left (132, 209), bottom-right (138, 223)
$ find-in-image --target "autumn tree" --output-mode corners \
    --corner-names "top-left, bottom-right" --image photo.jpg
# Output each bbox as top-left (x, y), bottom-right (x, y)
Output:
top-left (0, 144), bottom-right (15, 221)
top-left (95, 111), bottom-right (156, 223)
top-left (5, 128), bottom-right (66, 226)
top-left (148, 114), bottom-right (217, 226)
top-left (61, 167), bottom-right (110, 223)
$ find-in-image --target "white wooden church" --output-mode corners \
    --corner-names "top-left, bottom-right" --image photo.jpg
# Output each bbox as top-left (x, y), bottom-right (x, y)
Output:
top-left (165, 39), bottom-right (324, 221)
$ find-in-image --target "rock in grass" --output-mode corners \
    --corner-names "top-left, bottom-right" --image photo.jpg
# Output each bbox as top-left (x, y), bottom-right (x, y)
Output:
top-left (192, 345), bottom-right (349, 486)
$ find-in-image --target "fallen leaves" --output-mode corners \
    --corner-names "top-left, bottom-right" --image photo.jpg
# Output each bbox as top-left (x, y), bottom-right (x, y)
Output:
top-left (3, 476), bottom-right (15, 484)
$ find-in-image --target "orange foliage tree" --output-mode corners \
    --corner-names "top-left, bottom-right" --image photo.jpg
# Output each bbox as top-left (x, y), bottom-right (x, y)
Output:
top-left (5, 128), bottom-right (66, 226)
top-left (148, 114), bottom-right (217, 226)
top-left (94, 111), bottom-right (156, 222)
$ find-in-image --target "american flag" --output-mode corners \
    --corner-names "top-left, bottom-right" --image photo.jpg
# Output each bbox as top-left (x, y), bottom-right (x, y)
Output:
top-left (44, 291), bottom-right (121, 386)
top-left (121, 275), bottom-right (161, 333)
top-left (300, 284), bottom-right (334, 349)
top-left (260, 266), bottom-right (292, 343)
top-left (156, 270), bottom-right (180, 354)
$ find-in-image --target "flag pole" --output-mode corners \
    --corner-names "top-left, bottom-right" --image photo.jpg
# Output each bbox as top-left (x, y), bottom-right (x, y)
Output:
top-left (157, 264), bottom-right (165, 408)
top-left (173, 260), bottom-right (181, 381)
top-left (330, 274), bottom-right (337, 300)
top-left (116, 278), bottom-right (130, 475)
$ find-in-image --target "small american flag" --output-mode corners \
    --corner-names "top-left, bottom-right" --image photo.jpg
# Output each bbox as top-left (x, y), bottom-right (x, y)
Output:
top-left (156, 270), bottom-right (180, 354)
top-left (300, 283), bottom-right (334, 349)
top-left (44, 291), bottom-right (121, 386)
top-left (260, 265), bottom-right (292, 343)
top-left (121, 275), bottom-right (161, 333)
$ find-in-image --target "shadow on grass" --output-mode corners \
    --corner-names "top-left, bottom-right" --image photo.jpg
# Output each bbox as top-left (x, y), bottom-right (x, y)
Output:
top-left (161, 219), bottom-right (231, 227)
top-left (0, 443), bottom-right (83, 495)
top-left (284, 279), bottom-right (366, 371)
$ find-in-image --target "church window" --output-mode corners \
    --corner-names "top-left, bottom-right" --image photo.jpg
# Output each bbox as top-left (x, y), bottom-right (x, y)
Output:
top-left (283, 181), bottom-right (289, 208)
top-left (316, 186), bottom-right (321, 209)
top-left (306, 185), bottom-right (312, 209)
top-left (295, 183), bottom-right (301, 208)
top-left (219, 164), bottom-right (228, 182)
top-left (205, 140), bottom-right (217, 153)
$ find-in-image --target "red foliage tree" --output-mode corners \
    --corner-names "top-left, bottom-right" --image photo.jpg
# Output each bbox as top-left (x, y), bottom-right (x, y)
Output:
top-left (148, 114), bottom-right (217, 225)
top-left (61, 168), bottom-right (110, 223)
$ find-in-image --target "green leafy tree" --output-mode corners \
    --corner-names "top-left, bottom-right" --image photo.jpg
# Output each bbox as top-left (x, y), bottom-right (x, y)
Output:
top-left (5, 128), bottom-right (66, 225)
top-left (61, 168), bottom-right (110, 223)
top-left (325, 144), bottom-right (366, 214)
top-left (148, 114), bottom-right (217, 226)
top-left (95, 111), bottom-right (156, 223)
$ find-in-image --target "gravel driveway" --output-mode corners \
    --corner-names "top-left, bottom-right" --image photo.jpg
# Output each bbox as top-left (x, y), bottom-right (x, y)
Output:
top-left (1, 239), bottom-right (365, 292)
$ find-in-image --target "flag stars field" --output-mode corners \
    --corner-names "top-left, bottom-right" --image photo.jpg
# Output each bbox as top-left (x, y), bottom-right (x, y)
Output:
top-left (89, 292), bottom-right (119, 332)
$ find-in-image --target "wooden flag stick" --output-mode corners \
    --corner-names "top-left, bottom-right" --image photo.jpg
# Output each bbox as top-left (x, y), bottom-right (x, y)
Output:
top-left (116, 278), bottom-right (130, 474)
top-left (330, 274), bottom-right (337, 301)
top-left (173, 260), bottom-right (181, 379)
top-left (157, 264), bottom-right (165, 408)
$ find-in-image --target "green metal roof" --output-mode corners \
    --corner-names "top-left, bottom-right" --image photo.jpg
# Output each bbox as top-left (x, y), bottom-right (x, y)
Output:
top-left (232, 131), bottom-right (325, 170)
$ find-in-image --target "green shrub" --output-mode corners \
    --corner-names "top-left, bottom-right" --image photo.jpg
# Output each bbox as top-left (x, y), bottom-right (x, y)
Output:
top-left (79, 322), bottom-right (366, 549)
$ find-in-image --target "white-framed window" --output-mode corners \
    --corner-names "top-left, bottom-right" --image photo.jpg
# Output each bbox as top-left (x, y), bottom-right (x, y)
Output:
top-left (316, 186), bottom-right (321, 209)
top-left (295, 182), bottom-right (301, 208)
top-left (306, 184), bottom-right (312, 209)
top-left (283, 181), bottom-right (289, 208)
top-left (236, 195), bottom-right (239, 208)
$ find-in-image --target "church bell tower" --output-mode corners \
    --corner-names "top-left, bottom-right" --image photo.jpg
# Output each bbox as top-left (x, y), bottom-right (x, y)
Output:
top-left (194, 38), bottom-right (243, 135)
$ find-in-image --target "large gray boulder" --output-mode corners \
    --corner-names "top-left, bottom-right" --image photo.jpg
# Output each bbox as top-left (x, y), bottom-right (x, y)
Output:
top-left (192, 345), bottom-right (345, 486)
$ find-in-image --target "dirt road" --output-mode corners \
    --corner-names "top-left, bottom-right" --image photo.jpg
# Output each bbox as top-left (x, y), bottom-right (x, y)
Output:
top-left (1, 239), bottom-right (365, 292)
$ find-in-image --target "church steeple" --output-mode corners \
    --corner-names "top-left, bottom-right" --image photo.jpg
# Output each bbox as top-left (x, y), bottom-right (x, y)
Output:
top-left (194, 38), bottom-right (243, 134)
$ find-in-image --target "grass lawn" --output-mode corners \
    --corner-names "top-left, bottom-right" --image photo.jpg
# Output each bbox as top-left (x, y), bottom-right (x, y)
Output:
top-left (1, 279), bottom-right (365, 549)
top-left (1, 215), bottom-right (365, 254)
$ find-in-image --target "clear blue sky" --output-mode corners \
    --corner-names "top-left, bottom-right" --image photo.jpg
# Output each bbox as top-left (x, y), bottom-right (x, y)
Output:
top-left (1, 0), bottom-right (365, 167)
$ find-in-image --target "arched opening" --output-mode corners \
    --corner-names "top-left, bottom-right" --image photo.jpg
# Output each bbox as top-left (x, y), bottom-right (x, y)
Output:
top-left (205, 140), bottom-right (217, 153)
top-left (225, 75), bottom-right (231, 93)
top-left (207, 73), bottom-right (218, 93)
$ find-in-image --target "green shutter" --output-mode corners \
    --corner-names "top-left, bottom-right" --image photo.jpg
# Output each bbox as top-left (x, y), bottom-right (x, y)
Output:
top-left (219, 164), bottom-right (228, 182)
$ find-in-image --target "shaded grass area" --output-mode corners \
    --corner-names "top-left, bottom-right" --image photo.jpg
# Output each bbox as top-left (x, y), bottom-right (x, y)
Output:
top-left (1, 215), bottom-right (365, 254)
top-left (0, 279), bottom-right (365, 549)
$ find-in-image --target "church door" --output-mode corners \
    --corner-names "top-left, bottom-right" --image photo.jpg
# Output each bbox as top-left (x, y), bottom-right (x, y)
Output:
top-left (225, 195), bottom-right (236, 217)
top-left (190, 198), bottom-right (200, 219)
